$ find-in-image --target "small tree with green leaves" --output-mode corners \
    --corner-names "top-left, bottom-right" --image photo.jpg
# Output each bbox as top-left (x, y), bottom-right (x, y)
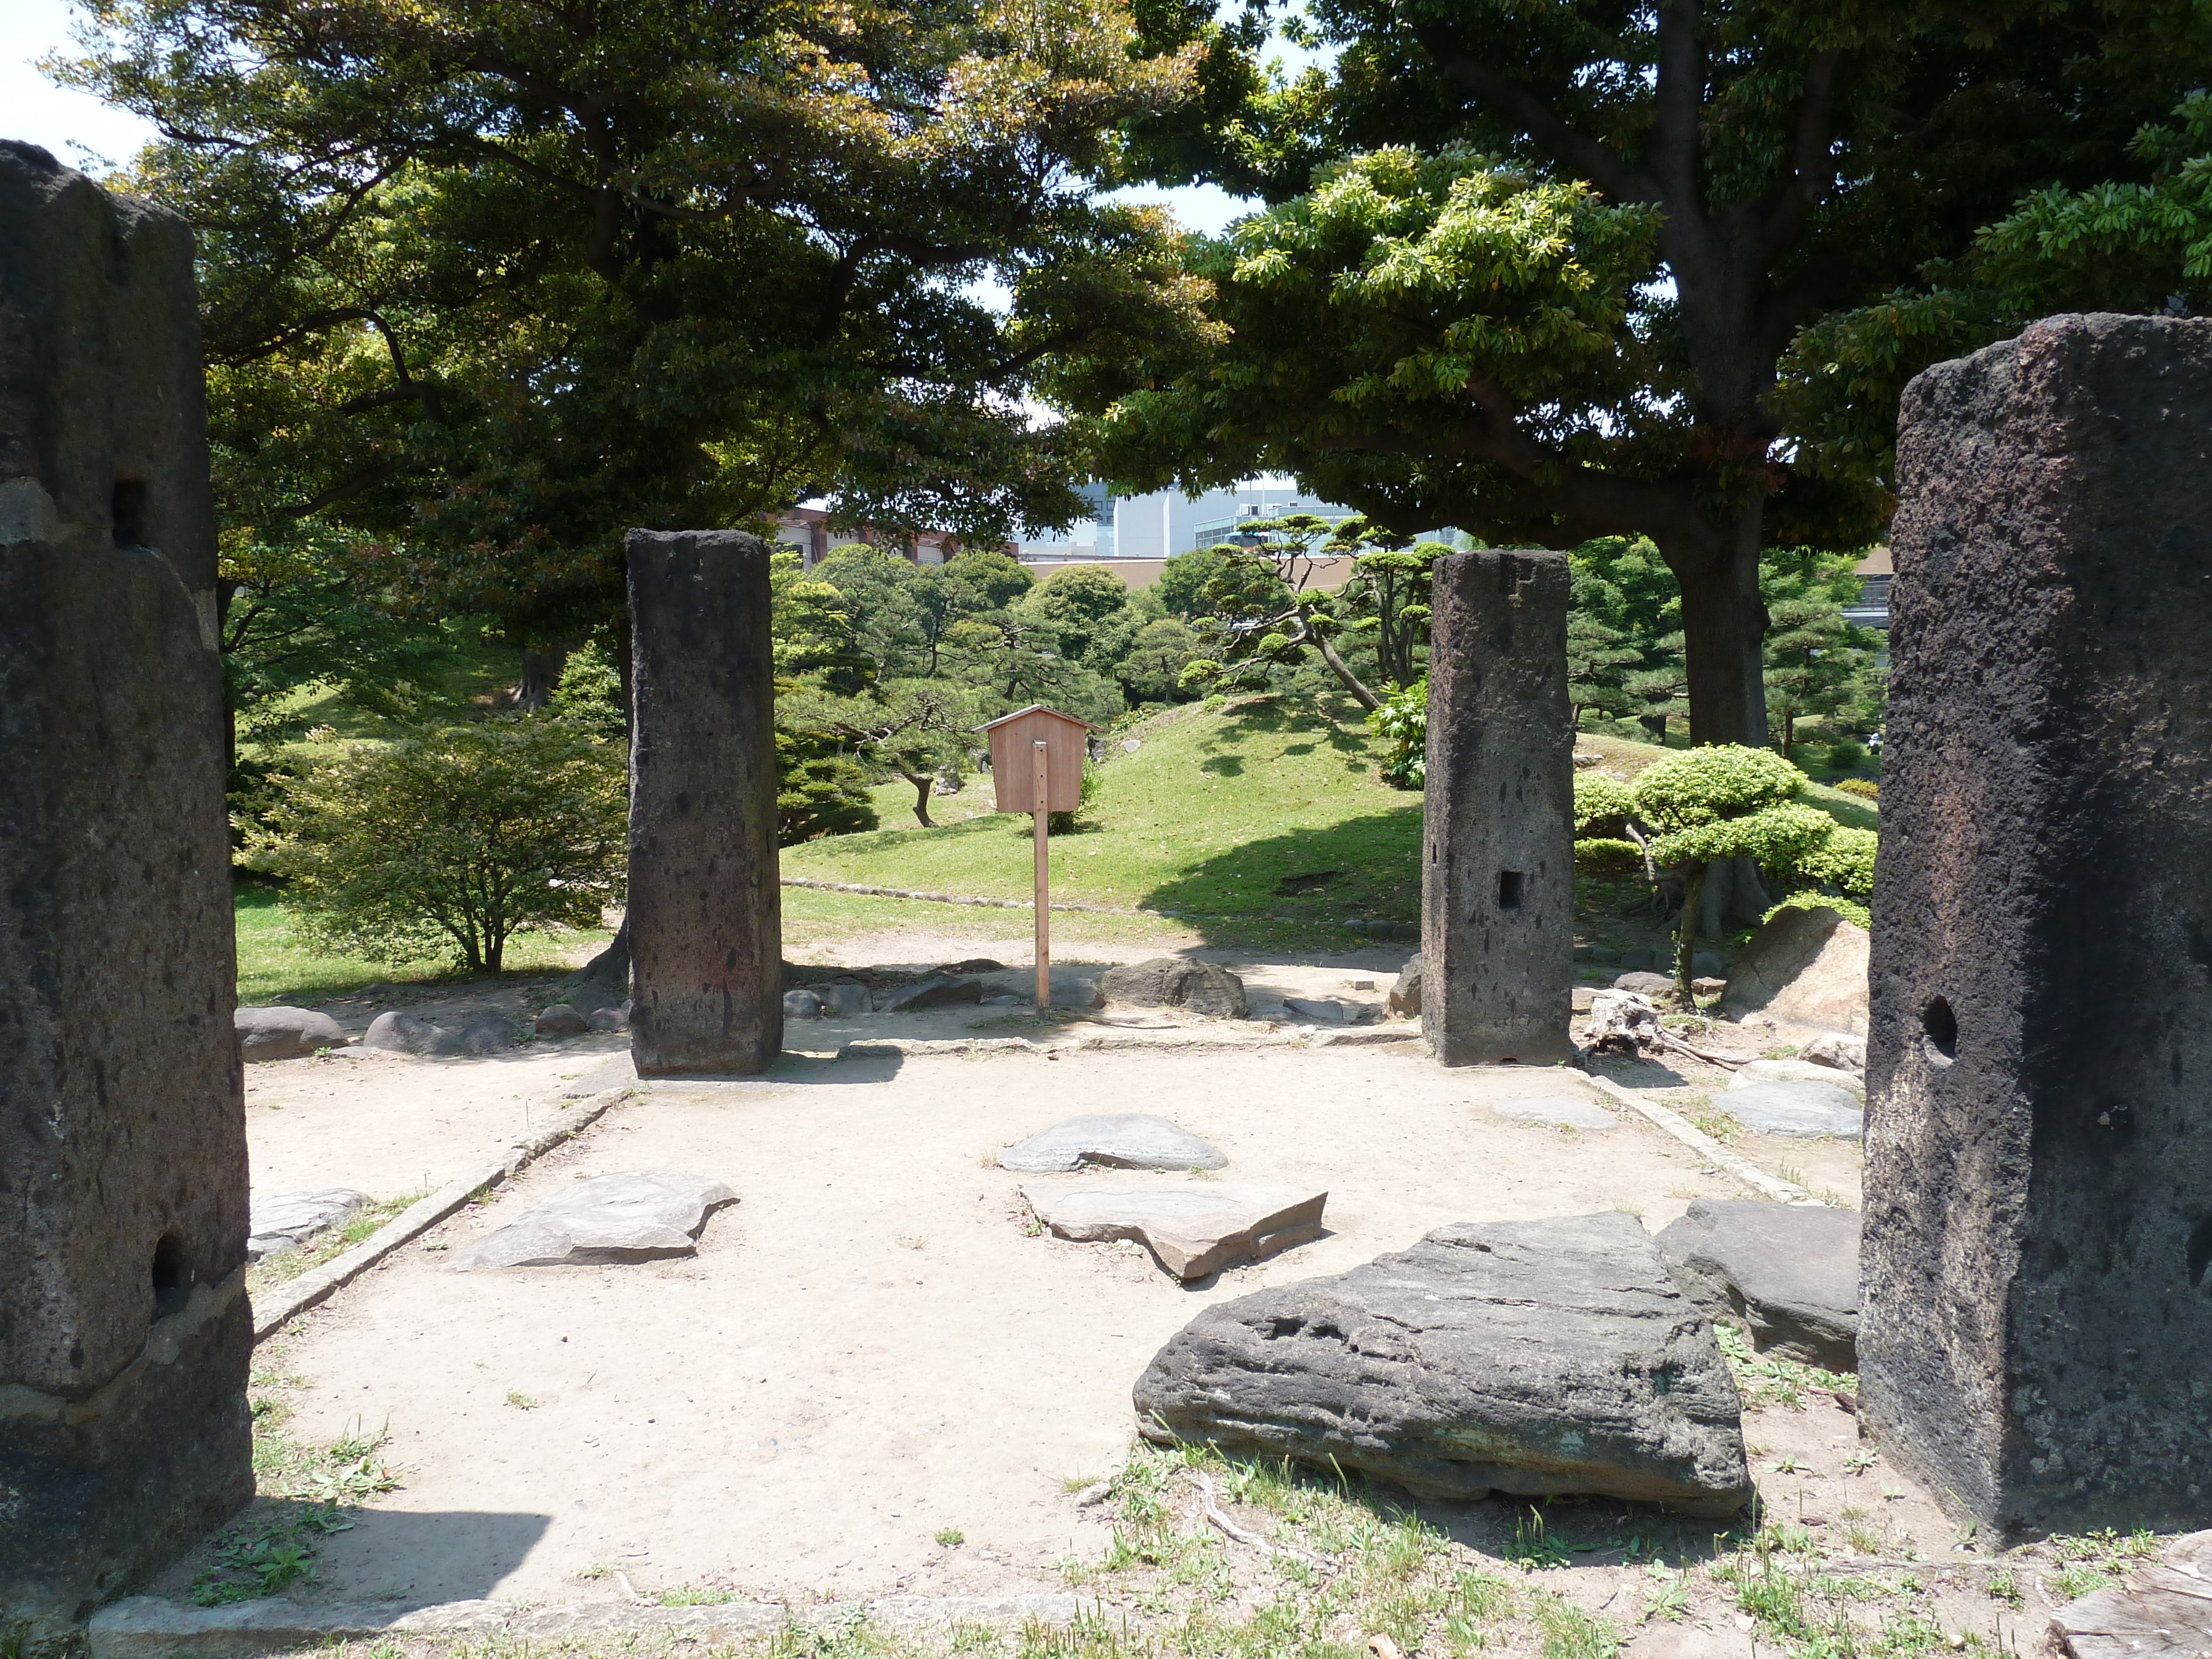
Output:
top-left (253, 718), bottom-right (627, 973)
top-left (1630, 747), bottom-right (1859, 998)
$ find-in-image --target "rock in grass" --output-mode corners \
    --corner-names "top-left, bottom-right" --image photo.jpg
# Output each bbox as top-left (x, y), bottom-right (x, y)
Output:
top-left (1655, 1199), bottom-right (1860, 1370)
top-left (247, 1190), bottom-right (369, 1260)
top-left (452, 1171), bottom-right (736, 1270)
top-left (234, 1005), bottom-right (347, 1062)
top-left (1133, 1211), bottom-right (1753, 1516)
top-left (1001, 1114), bottom-right (1226, 1173)
top-left (1024, 1185), bottom-right (1326, 1280)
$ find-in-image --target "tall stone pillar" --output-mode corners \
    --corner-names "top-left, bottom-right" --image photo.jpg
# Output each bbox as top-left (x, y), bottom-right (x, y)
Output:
top-left (0, 144), bottom-right (252, 1642)
top-left (1421, 547), bottom-right (1575, 1066)
top-left (626, 529), bottom-right (783, 1075)
top-left (1863, 313), bottom-right (2212, 1537)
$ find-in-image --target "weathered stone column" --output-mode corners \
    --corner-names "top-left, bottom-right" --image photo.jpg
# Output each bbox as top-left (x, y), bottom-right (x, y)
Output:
top-left (1863, 313), bottom-right (2212, 1538)
top-left (1421, 548), bottom-right (1575, 1065)
top-left (0, 143), bottom-right (251, 1644)
top-left (626, 529), bottom-right (783, 1075)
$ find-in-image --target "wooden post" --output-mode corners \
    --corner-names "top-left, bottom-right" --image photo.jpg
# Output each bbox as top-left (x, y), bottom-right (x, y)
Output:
top-left (1033, 739), bottom-right (1051, 1008)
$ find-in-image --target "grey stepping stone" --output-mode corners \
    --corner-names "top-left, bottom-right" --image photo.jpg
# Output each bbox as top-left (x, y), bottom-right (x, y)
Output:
top-left (1655, 1199), bottom-right (1860, 1369)
top-left (452, 1171), bottom-right (736, 1270)
top-left (1723, 1080), bottom-right (1864, 1138)
top-left (1135, 1212), bottom-right (1752, 1515)
top-left (247, 1190), bottom-right (369, 1260)
top-left (1000, 1114), bottom-right (1226, 1173)
top-left (1730, 1059), bottom-right (1865, 1100)
top-left (236, 1005), bottom-right (347, 1062)
top-left (1490, 1095), bottom-right (1616, 1130)
top-left (1023, 1184), bottom-right (1326, 1279)
top-left (1281, 997), bottom-right (1345, 1025)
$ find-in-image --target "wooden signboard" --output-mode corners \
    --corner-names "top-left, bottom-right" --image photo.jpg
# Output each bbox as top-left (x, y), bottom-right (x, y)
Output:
top-left (974, 705), bottom-right (1097, 1006)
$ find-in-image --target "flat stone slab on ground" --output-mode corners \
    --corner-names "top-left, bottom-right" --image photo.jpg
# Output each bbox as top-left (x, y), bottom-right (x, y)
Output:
top-left (2047, 1530), bottom-right (2212, 1659)
top-left (1281, 997), bottom-right (1345, 1024)
top-left (1022, 1184), bottom-right (1326, 1279)
top-left (1000, 1114), bottom-right (1226, 1173)
top-left (1134, 1211), bottom-right (1752, 1515)
top-left (1614, 971), bottom-right (1676, 997)
top-left (1097, 959), bottom-right (1246, 1019)
top-left (247, 1189), bottom-right (369, 1260)
top-left (1721, 1079), bottom-right (1864, 1139)
top-left (1730, 1058), bottom-right (1865, 1100)
top-left (236, 1005), bottom-right (347, 1062)
top-left (1654, 1199), bottom-right (1861, 1369)
top-left (451, 1171), bottom-right (735, 1270)
top-left (1489, 1095), bottom-right (1616, 1130)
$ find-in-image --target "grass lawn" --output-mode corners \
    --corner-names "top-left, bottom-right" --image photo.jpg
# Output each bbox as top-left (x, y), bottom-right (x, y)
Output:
top-left (234, 880), bottom-right (612, 1006)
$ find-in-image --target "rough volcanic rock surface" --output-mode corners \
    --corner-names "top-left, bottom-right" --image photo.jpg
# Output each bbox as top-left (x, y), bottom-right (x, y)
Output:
top-left (1097, 959), bottom-right (1247, 1019)
top-left (451, 1172), bottom-right (736, 1270)
top-left (236, 1005), bottom-right (347, 1062)
top-left (1024, 1185), bottom-right (1326, 1280)
top-left (1655, 1199), bottom-right (1861, 1370)
top-left (1001, 1114), bottom-right (1226, 1173)
top-left (1133, 1212), bottom-right (1752, 1514)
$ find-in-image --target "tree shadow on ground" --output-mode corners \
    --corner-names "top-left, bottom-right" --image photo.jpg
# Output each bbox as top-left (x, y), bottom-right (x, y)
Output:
top-left (1194, 695), bottom-right (1374, 776)
top-left (1141, 812), bottom-right (1422, 943)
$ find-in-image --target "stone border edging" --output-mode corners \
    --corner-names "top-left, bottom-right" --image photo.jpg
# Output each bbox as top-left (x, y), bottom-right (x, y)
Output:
top-left (249, 1086), bottom-right (635, 1343)
top-left (1582, 1074), bottom-right (1814, 1205)
top-left (88, 1590), bottom-right (1095, 1658)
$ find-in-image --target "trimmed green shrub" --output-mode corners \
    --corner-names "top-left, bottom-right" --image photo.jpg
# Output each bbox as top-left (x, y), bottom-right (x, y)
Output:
top-left (1572, 771), bottom-right (1637, 834)
top-left (1574, 836), bottom-right (1644, 874)
top-left (252, 718), bottom-right (626, 973)
top-left (1833, 777), bottom-right (1879, 801)
top-left (1368, 676), bottom-right (1428, 789)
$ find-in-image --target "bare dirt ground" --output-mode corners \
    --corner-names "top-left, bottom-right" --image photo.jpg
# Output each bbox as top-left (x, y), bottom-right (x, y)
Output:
top-left (192, 918), bottom-right (1991, 1656)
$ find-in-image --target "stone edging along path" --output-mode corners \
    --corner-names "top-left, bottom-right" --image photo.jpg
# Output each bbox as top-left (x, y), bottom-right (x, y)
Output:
top-left (249, 1084), bottom-right (637, 1344)
top-left (88, 1590), bottom-right (1095, 1659)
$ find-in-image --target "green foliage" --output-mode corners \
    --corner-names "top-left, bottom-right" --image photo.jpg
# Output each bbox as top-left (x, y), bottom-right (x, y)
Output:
top-left (1647, 800), bottom-right (1837, 871)
top-left (1367, 676), bottom-right (1428, 789)
top-left (777, 726), bottom-right (883, 845)
top-left (1572, 773), bottom-right (1637, 836)
top-left (1793, 825), bottom-right (1879, 897)
top-left (251, 719), bottom-right (625, 973)
top-left (549, 642), bottom-right (625, 737)
top-left (1833, 776), bottom-right (1879, 800)
top-left (1119, 617), bottom-right (1203, 703)
top-left (1760, 549), bottom-right (1885, 757)
top-left (1765, 891), bottom-right (1872, 932)
top-left (1573, 838), bottom-right (1643, 874)
top-left (1017, 565), bottom-right (1145, 676)
top-left (1631, 748), bottom-right (1808, 833)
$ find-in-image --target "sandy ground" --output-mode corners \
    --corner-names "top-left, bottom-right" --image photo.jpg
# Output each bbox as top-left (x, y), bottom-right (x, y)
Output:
top-left (210, 924), bottom-right (1879, 1621)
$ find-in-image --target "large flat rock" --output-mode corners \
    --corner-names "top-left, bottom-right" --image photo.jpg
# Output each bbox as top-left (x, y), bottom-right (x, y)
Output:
top-left (1000, 1114), bottom-right (1226, 1173)
top-left (1722, 1080), bottom-right (1864, 1139)
top-left (1098, 959), bottom-right (1246, 1019)
top-left (1133, 1212), bottom-right (1752, 1515)
top-left (247, 1190), bottom-right (369, 1261)
top-left (1730, 1058), bottom-right (1865, 1100)
top-left (452, 1172), bottom-right (735, 1270)
top-left (236, 1005), bottom-right (347, 1062)
top-left (1023, 1185), bottom-right (1326, 1280)
top-left (1654, 1199), bottom-right (1861, 1370)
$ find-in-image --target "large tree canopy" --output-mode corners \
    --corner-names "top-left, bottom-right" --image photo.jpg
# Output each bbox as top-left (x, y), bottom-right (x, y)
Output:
top-left (62, 0), bottom-right (1208, 657)
top-left (1051, 0), bottom-right (2212, 744)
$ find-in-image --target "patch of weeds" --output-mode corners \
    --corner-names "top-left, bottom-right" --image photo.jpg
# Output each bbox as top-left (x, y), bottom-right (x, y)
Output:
top-left (1531, 1593), bottom-right (1619, 1659)
top-left (657, 1587), bottom-right (739, 1605)
top-left (1987, 1567), bottom-right (2021, 1607)
top-left (1716, 1324), bottom-right (1855, 1410)
top-left (1504, 1507), bottom-right (1572, 1571)
top-left (936, 1528), bottom-right (966, 1547)
top-left (1764, 1046), bottom-right (1802, 1060)
top-left (950, 1622), bottom-right (1006, 1657)
top-left (505, 1391), bottom-right (538, 1410)
top-left (2047, 1527), bottom-right (2158, 1599)
top-left (1641, 1567), bottom-right (1690, 1623)
top-left (1683, 1105), bottom-right (1747, 1145)
top-left (1767, 1454), bottom-right (1812, 1475)
top-left (245, 1192), bottom-right (426, 1293)
top-left (190, 1507), bottom-right (353, 1605)
top-left (1843, 1449), bottom-right (1879, 1474)
top-left (576, 1564), bottom-right (614, 1580)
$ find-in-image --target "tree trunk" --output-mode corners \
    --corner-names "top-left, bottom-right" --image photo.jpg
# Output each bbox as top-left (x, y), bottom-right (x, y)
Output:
top-left (898, 767), bottom-right (935, 827)
top-left (510, 644), bottom-right (573, 711)
top-left (1700, 855), bottom-right (1771, 936)
top-left (1313, 632), bottom-right (1383, 710)
top-left (486, 930), bottom-right (504, 974)
top-left (1675, 863), bottom-right (1708, 999)
top-left (1662, 505), bottom-right (1771, 748)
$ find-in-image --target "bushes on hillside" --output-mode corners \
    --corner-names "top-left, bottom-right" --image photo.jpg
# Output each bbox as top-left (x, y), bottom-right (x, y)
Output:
top-left (251, 717), bottom-right (627, 972)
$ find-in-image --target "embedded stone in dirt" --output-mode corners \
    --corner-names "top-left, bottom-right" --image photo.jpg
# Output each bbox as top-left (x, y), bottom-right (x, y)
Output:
top-left (1096, 959), bottom-right (1247, 1020)
top-left (1715, 905), bottom-right (1868, 1035)
top-left (235, 1005), bottom-right (348, 1062)
top-left (1022, 1184), bottom-right (1327, 1280)
top-left (534, 1003), bottom-right (588, 1037)
top-left (1387, 957), bottom-right (1423, 1018)
top-left (247, 1190), bottom-right (370, 1260)
top-left (1281, 996), bottom-right (1347, 1025)
top-left (451, 1171), bottom-right (737, 1270)
top-left (877, 975), bottom-right (983, 1013)
top-left (1490, 1095), bottom-right (1616, 1131)
top-left (1614, 971), bottom-right (1676, 997)
top-left (1000, 1114), bottom-right (1227, 1173)
top-left (1798, 1032), bottom-right (1865, 1072)
top-left (1655, 1199), bottom-right (1861, 1370)
top-left (783, 989), bottom-right (823, 1020)
top-left (1133, 1211), bottom-right (1752, 1514)
top-left (362, 1010), bottom-right (516, 1058)
top-left (1722, 1079), bottom-right (1863, 1139)
top-left (586, 1003), bottom-right (630, 1032)
top-left (2047, 1529), bottom-right (2212, 1659)
top-left (824, 980), bottom-right (871, 1016)
top-left (1730, 1059), bottom-right (1865, 1100)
